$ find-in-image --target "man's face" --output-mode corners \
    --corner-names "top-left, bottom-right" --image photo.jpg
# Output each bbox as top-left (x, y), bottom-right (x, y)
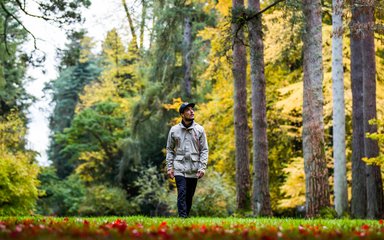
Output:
top-left (181, 106), bottom-right (194, 121)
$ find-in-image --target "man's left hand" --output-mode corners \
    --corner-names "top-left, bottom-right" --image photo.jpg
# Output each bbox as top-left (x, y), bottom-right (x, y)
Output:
top-left (196, 171), bottom-right (204, 179)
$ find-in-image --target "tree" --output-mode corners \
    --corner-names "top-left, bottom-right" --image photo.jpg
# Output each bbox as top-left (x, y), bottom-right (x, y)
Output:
top-left (360, 0), bottom-right (384, 219)
top-left (332, 0), bottom-right (348, 217)
top-left (0, 112), bottom-right (39, 216)
top-left (302, 0), bottom-right (330, 217)
top-left (232, 0), bottom-right (251, 211)
top-left (47, 34), bottom-right (101, 178)
top-left (248, 0), bottom-right (272, 216)
top-left (122, 0), bottom-right (138, 49)
top-left (182, 4), bottom-right (193, 98)
top-left (56, 101), bottom-right (127, 185)
top-left (0, 0), bottom-right (91, 51)
top-left (350, 0), bottom-right (367, 219)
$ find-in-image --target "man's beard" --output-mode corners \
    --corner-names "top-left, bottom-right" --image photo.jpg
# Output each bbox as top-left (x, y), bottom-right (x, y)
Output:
top-left (185, 116), bottom-right (194, 121)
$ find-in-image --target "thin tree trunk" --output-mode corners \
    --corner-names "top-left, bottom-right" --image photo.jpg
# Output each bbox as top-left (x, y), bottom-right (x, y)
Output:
top-left (361, 0), bottom-right (384, 219)
top-left (122, 0), bottom-right (138, 48)
top-left (248, 0), bottom-right (272, 217)
top-left (332, 0), bottom-right (348, 217)
top-left (140, 0), bottom-right (147, 50)
top-left (302, 0), bottom-right (330, 218)
top-left (182, 12), bottom-right (192, 99)
top-left (350, 0), bottom-right (367, 219)
top-left (232, 0), bottom-right (251, 211)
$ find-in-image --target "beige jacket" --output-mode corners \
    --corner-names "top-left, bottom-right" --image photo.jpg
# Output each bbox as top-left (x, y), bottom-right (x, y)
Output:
top-left (166, 121), bottom-right (208, 178)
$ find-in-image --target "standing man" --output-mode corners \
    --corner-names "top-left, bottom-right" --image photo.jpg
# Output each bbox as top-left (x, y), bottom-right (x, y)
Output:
top-left (166, 102), bottom-right (209, 218)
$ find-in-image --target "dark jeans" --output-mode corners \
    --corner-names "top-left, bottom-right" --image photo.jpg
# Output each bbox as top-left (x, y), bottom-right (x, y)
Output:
top-left (175, 176), bottom-right (198, 218)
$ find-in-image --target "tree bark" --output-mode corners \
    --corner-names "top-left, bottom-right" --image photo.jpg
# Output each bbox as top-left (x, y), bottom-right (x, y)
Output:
top-left (232, 0), bottom-right (251, 211)
top-left (139, 0), bottom-right (147, 50)
top-left (302, 0), bottom-right (330, 218)
top-left (182, 11), bottom-right (193, 99)
top-left (360, 0), bottom-right (384, 219)
top-left (248, 0), bottom-right (272, 217)
top-left (122, 0), bottom-right (138, 48)
top-left (350, 0), bottom-right (367, 219)
top-left (332, 0), bottom-right (348, 217)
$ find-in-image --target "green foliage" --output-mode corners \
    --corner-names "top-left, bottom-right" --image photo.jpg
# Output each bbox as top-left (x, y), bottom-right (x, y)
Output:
top-left (78, 185), bottom-right (131, 216)
top-left (47, 35), bottom-right (101, 178)
top-left (36, 167), bottom-right (86, 216)
top-left (0, 112), bottom-right (39, 216)
top-left (130, 166), bottom-right (170, 216)
top-left (56, 100), bottom-right (127, 185)
top-left (166, 171), bottom-right (236, 217)
top-left (319, 207), bottom-right (338, 219)
top-left (0, 5), bottom-right (31, 115)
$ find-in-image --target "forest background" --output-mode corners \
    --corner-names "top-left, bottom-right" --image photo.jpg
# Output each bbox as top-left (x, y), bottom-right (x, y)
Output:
top-left (1, 0), bottom-right (384, 218)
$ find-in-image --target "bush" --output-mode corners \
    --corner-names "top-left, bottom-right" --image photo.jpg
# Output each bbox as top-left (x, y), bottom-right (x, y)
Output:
top-left (36, 168), bottom-right (86, 216)
top-left (0, 152), bottom-right (39, 216)
top-left (166, 171), bottom-right (236, 217)
top-left (78, 185), bottom-right (132, 216)
top-left (131, 166), bottom-right (170, 216)
top-left (0, 112), bottom-right (39, 216)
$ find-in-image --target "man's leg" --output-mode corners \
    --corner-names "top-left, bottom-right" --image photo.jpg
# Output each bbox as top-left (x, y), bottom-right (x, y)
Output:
top-left (175, 176), bottom-right (188, 217)
top-left (185, 178), bottom-right (198, 216)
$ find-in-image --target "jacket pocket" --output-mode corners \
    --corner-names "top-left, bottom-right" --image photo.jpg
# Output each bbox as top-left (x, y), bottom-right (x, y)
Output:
top-left (174, 155), bottom-right (184, 172)
top-left (190, 155), bottom-right (200, 172)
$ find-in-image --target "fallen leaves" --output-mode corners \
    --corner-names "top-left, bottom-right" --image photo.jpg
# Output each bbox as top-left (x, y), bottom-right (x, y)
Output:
top-left (0, 218), bottom-right (383, 239)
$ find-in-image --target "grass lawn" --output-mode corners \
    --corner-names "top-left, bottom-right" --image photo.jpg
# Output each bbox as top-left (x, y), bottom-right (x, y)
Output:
top-left (0, 216), bottom-right (383, 239)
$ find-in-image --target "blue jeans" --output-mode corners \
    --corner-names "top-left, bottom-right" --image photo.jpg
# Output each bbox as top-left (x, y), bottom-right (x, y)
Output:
top-left (175, 176), bottom-right (197, 217)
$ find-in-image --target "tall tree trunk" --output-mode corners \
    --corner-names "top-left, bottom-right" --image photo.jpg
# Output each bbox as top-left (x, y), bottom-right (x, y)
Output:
top-left (139, 0), bottom-right (147, 50)
top-left (361, 0), bottom-right (384, 219)
top-left (302, 0), bottom-right (330, 218)
top-left (182, 10), bottom-right (192, 99)
top-left (248, 0), bottom-right (272, 217)
top-left (122, 0), bottom-right (138, 48)
top-left (232, 0), bottom-right (251, 211)
top-left (332, 0), bottom-right (348, 217)
top-left (350, 0), bottom-right (367, 219)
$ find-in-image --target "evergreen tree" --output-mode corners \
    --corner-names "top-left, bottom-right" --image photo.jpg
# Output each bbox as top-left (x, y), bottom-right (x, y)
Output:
top-left (302, 0), bottom-right (330, 217)
top-left (232, 0), bottom-right (251, 211)
top-left (48, 33), bottom-right (101, 178)
top-left (248, 0), bottom-right (272, 216)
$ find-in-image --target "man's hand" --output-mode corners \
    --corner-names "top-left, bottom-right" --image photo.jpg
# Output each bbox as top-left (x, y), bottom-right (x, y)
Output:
top-left (196, 171), bottom-right (204, 179)
top-left (167, 169), bottom-right (174, 179)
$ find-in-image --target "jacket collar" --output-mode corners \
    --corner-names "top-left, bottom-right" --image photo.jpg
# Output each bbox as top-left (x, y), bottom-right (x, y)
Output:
top-left (180, 120), bottom-right (195, 129)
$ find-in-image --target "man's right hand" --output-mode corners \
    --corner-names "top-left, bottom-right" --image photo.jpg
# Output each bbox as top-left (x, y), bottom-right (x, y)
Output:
top-left (167, 169), bottom-right (174, 179)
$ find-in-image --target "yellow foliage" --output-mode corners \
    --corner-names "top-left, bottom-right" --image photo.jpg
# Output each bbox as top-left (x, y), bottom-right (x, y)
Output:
top-left (0, 112), bottom-right (39, 215)
top-left (79, 37), bottom-right (97, 63)
top-left (216, 0), bottom-right (231, 17)
top-left (75, 151), bottom-right (106, 184)
top-left (279, 157), bottom-right (305, 208)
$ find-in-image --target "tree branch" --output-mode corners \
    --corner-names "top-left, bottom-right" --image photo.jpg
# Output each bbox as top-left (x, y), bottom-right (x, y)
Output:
top-left (3, 14), bottom-right (11, 54)
top-left (122, 0), bottom-right (138, 48)
top-left (1, 1), bottom-right (38, 50)
top-left (245, 0), bottom-right (285, 22)
top-left (14, 0), bottom-right (52, 21)
top-left (233, 0), bottom-right (285, 47)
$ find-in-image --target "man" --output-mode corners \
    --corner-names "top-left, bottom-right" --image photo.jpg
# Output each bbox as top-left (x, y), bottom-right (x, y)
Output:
top-left (166, 102), bottom-right (209, 218)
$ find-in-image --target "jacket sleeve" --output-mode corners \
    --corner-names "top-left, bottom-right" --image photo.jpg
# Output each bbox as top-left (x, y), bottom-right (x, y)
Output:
top-left (166, 128), bottom-right (175, 171)
top-left (198, 127), bottom-right (209, 173)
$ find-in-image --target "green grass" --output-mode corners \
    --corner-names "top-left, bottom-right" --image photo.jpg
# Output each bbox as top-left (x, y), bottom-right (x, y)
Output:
top-left (0, 216), bottom-right (383, 239)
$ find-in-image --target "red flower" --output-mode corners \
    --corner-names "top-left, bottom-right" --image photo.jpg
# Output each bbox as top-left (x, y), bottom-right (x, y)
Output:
top-left (361, 224), bottom-right (370, 231)
top-left (379, 219), bottom-right (384, 225)
top-left (83, 220), bottom-right (90, 228)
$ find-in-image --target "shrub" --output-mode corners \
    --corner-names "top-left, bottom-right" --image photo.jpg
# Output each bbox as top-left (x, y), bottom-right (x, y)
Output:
top-left (0, 113), bottom-right (39, 216)
top-left (166, 171), bottom-right (236, 217)
top-left (78, 185), bottom-right (131, 216)
top-left (36, 168), bottom-right (86, 216)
